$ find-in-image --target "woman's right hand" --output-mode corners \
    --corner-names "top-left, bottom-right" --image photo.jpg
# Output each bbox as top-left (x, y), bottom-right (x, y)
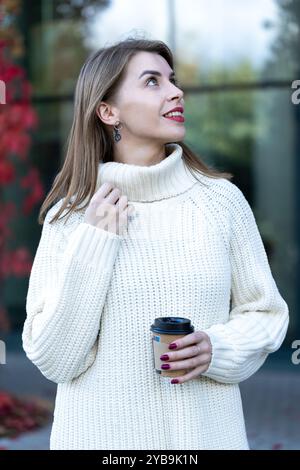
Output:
top-left (83, 182), bottom-right (135, 236)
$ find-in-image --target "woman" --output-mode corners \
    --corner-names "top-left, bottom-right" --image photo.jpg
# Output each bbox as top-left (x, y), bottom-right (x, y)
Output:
top-left (22, 37), bottom-right (289, 450)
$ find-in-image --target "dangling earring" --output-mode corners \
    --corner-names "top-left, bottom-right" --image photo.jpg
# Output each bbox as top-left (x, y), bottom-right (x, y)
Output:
top-left (113, 120), bottom-right (123, 142)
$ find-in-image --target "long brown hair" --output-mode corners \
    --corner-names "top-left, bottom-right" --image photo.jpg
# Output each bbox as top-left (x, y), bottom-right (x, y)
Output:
top-left (38, 37), bottom-right (233, 225)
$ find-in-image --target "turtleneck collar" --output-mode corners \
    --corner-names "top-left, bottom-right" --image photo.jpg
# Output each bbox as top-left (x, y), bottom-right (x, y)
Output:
top-left (96, 143), bottom-right (198, 202)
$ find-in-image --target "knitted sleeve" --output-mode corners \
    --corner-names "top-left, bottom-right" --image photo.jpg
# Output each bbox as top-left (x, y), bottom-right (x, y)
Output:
top-left (22, 201), bottom-right (122, 384)
top-left (201, 183), bottom-right (289, 384)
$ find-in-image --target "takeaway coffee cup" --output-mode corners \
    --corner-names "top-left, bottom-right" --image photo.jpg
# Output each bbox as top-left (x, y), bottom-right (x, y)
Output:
top-left (150, 317), bottom-right (194, 378)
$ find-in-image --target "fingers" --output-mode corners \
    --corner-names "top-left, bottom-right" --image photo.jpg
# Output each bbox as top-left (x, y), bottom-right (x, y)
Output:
top-left (95, 183), bottom-right (129, 210)
top-left (128, 205), bottom-right (135, 215)
top-left (164, 342), bottom-right (211, 362)
top-left (115, 194), bottom-right (128, 211)
top-left (168, 331), bottom-right (207, 351)
top-left (161, 340), bottom-right (212, 375)
top-left (163, 353), bottom-right (211, 371)
top-left (85, 182), bottom-right (134, 234)
top-left (162, 344), bottom-right (201, 362)
top-left (170, 363), bottom-right (211, 385)
top-left (105, 187), bottom-right (122, 204)
top-left (99, 184), bottom-right (134, 216)
top-left (92, 182), bottom-right (114, 201)
top-left (119, 204), bottom-right (135, 223)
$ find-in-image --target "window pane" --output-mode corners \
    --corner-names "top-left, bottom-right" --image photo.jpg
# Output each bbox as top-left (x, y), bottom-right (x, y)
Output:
top-left (184, 87), bottom-right (297, 341)
top-left (175, 0), bottom-right (297, 85)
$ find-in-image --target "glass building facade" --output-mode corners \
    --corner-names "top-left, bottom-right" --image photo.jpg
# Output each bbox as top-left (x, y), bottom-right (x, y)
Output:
top-left (5, 0), bottom-right (299, 344)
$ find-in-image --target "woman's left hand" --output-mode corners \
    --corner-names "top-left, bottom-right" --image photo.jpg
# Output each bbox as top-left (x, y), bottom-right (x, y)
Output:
top-left (160, 331), bottom-right (213, 384)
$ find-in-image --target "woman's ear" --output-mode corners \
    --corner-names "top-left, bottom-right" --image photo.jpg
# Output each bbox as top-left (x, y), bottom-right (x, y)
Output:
top-left (96, 101), bottom-right (118, 126)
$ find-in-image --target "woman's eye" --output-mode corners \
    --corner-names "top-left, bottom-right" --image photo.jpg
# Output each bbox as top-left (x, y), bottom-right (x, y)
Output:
top-left (146, 77), bottom-right (158, 86)
top-left (146, 76), bottom-right (180, 87)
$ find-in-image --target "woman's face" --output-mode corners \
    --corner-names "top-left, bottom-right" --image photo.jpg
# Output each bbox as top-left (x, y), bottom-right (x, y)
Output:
top-left (103, 51), bottom-right (185, 145)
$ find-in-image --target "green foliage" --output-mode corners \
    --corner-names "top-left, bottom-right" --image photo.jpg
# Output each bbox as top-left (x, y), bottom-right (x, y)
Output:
top-left (184, 60), bottom-right (262, 167)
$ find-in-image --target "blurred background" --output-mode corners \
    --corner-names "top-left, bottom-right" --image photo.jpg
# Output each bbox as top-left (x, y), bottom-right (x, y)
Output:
top-left (0, 0), bottom-right (299, 450)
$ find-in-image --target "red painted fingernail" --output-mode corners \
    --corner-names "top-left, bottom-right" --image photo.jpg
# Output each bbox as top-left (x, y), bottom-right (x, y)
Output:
top-left (171, 379), bottom-right (179, 384)
top-left (160, 354), bottom-right (169, 361)
top-left (169, 343), bottom-right (177, 350)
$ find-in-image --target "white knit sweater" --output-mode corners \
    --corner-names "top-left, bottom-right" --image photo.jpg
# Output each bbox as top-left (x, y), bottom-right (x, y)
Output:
top-left (22, 143), bottom-right (289, 450)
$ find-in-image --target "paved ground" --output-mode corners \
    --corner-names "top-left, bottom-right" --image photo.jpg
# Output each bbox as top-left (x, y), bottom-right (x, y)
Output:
top-left (0, 332), bottom-right (299, 450)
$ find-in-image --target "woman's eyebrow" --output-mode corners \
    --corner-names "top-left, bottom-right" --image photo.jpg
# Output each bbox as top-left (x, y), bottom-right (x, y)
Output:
top-left (138, 70), bottom-right (175, 79)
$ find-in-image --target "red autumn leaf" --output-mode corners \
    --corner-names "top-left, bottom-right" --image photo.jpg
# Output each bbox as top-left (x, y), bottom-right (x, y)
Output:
top-left (10, 247), bottom-right (33, 277)
top-left (0, 391), bottom-right (51, 438)
top-left (0, 0), bottom-right (45, 339)
top-left (0, 160), bottom-right (15, 184)
top-left (0, 248), bottom-right (33, 278)
top-left (20, 169), bottom-right (45, 214)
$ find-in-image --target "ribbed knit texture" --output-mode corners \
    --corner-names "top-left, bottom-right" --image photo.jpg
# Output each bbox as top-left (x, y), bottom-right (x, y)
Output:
top-left (22, 142), bottom-right (289, 450)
